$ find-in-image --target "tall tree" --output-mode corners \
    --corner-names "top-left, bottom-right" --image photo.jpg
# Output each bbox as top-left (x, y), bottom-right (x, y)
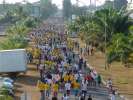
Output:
top-left (103, 0), bottom-right (114, 9)
top-left (63, 0), bottom-right (72, 20)
top-left (68, 8), bottom-right (133, 67)
top-left (72, 5), bottom-right (87, 16)
top-left (114, 0), bottom-right (128, 10)
top-left (40, 0), bottom-right (57, 19)
top-left (107, 33), bottom-right (133, 67)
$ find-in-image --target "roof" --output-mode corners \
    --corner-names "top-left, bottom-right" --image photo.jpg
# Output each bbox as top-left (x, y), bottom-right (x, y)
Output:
top-left (0, 49), bottom-right (26, 52)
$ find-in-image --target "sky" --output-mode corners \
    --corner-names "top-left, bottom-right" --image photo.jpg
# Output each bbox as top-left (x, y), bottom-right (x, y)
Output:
top-left (0, 0), bottom-right (132, 8)
top-left (0, 0), bottom-right (106, 8)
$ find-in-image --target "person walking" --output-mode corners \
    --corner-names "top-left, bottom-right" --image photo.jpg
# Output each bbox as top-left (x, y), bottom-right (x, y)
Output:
top-left (81, 80), bottom-right (88, 100)
top-left (84, 61), bottom-right (87, 69)
top-left (62, 93), bottom-right (69, 100)
top-left (97, 74), bottom-right (102, 87)
top-left (45, 82), bottom-right (50, 97)
top-left (79, 57), bottom-right (83, 70)
top-left (39, 64), bottom-right (44, 80)
top-left (110, 90), bottom-right (116, 100)
top-left (46, 78), bottom-right (52, 97)
top-left (88, 95), bottom-right (92, 100)
top-left (52, 82), bottom-right (59, 97)
top-left (107, 78), bottom-right (113, 93)
top-left (72, 80), bottom-right (80, 98)
top-left (65, 81), bottom-right (71, 96)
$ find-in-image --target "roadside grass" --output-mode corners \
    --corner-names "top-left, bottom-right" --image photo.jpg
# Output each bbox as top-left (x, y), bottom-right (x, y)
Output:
top-left (0, 36), bottom-right (6, 42)
top-left (76, 38), bottom-right (133, 100)
top-left (86, 51), bottom-right (133, 100)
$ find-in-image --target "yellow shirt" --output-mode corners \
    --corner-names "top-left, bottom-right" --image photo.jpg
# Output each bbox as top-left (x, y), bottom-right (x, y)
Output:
top-left (73, 82), bottom-right (80, 89)
top-left (64, 75), bottom-right (69, 82)
top-left (53, 84), bottom-right (59, 92)
top-left (69, 75), bottom-right (74, 81)
top-left (45, 84), bottom-right (50, 90)
top-left (37, 81), bottom-right (50, 91)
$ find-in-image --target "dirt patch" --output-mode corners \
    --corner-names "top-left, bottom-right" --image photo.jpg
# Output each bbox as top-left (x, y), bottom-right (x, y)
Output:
top-left (14, 64), bottom-right (40, 100)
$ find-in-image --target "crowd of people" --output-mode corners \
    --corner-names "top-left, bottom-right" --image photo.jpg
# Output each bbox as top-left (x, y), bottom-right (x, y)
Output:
top-left (33, 39), bottom-right (103, 100)
top-left (27, 22), bottom-right (117, 100)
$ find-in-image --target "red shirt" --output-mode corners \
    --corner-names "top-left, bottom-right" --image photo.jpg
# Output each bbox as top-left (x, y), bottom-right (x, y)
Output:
top-left (85, 75), bottom-right (92, 81)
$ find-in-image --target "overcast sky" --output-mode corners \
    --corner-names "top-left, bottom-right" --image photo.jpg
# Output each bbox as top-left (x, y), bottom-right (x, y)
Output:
top-left (0, 0), bottom-right (132, 8)
top-left (0, 0), bottom-right (106, 8)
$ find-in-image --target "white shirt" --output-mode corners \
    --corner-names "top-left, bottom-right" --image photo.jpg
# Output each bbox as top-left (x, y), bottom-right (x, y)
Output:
top-left (39, 64), bottom-right (44, 70)
top-left (47, 79), bottom-right (52, 84)
top-left (107, 80), bottom-right (112, 88)
top-left (52, 74), bottom-right (60, 82)
top-left (82, 82), bottom-right (88, 91)
top-left (75, 74), bottom-right (79, 80)
top-left (63, 96), bottom-right (69, 100)
top-left (65, 83), bottom-right (71, 90)
top-left (91, 72), bottom-right (97, 80)
top-left (110, 94), bottom-right (115, 100)
top-left (74, 64), bottom-right (78, 70)
top-left (80, 73), bottom-right (84, 80)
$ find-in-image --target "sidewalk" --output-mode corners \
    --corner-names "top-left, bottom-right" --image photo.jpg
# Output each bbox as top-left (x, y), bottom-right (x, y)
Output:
top-left (73, 38), bottom-right (125, 100)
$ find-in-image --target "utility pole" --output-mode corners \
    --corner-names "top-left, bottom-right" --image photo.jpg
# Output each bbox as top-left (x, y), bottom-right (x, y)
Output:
top-left (76, 0), bottom-right (79, 6)
top-left (94, 0), bottom-right (96, 7)
top-left (3, 0), bottom-right (6, 9)
top-left (105, 16), bottom-right (107, 70)
top-left (94, 0), bottom-right (97, 11)
top-left (90, 0), bottom-right (96, 12)
top-left (90, 0), bottom-right (92, 5)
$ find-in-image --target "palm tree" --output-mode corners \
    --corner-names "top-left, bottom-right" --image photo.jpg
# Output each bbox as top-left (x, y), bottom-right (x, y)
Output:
top-left (0, 21), bottom-right (30, 50)
top-left (107, 33), bottom-right (133, 67)
top-left (68, 8), bottom-right (133, 67)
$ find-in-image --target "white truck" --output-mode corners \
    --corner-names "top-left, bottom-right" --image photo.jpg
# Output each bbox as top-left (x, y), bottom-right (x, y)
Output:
top-left (0, 49), bottom-right (27, 74)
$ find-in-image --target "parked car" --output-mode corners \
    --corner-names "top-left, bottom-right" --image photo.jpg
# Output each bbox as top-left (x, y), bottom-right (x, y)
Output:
top-left (3, 78), bottom-right (14, 84)
top-left (0, 77), bottom-right (14, 97)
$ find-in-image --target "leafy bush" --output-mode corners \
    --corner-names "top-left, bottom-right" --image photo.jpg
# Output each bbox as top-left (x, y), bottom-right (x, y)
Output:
top-left (0, 95), bottom-right (13, 100)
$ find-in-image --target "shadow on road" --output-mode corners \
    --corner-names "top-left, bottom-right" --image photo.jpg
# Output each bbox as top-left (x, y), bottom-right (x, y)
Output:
top-left (28, 66), bottom-right (37, 71)
top-left (15, 75), bottom-right (39, 86)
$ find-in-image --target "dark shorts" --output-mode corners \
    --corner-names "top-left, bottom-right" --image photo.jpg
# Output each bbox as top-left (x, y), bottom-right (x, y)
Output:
top-left (67, 90), bottom-right (70, 95)
top-left (82, 90), bottom-right (87, 96)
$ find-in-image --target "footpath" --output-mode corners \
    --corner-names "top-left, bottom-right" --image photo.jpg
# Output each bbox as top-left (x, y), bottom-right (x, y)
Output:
top-left (75, 38), bottom-right (125, 100)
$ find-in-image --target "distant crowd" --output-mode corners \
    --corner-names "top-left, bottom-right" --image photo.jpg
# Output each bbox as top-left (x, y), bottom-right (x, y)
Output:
top-left (27, 23), bottom-right (116, 100)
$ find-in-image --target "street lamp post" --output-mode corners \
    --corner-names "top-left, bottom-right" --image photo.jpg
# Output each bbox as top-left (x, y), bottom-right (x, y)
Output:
top-left (3, 0), bottom-right (6, 9)
top-left (104, 15), bottom-right (107, 70)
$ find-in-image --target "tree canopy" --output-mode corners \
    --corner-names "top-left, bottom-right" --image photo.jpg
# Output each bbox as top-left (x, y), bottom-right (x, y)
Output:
top-left (0, 6), bottom-right (40, 50)
top-left (68, 8), bottom-right (133, 66)
top-left (103, 0), bottom-right (114, 9)
top-left (40, 0), bottom-right (58, 19)
top-left (114, 0), bottom-right (128, 10)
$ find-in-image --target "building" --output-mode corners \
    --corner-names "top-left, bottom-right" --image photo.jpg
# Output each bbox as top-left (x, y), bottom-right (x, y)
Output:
top-left (127, 3), bottom-right (133, 10)
top-left (31, 2), bottom-right (41, 17)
